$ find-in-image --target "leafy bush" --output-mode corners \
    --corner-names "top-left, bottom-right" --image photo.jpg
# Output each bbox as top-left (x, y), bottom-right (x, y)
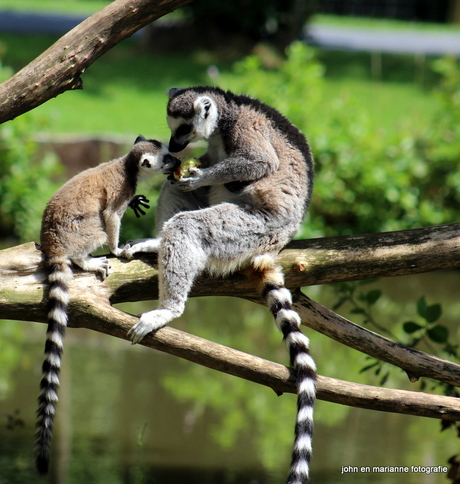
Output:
top-left (0, 115), bottom-right (63, 243)
top-left (222, 43), bottom-right (460, 237)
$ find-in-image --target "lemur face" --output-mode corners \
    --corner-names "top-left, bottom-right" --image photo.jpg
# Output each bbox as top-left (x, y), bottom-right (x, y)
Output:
top-left (138, 151), bottom-right (180, 176)
top-left (167, 90), bottom-right (218, 153)
top-left (134, 137), bottom-right (180, 176)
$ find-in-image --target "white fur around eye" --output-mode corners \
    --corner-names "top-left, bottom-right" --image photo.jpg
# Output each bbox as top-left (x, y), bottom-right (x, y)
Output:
top-left (139, 154), bottom-right (157, 170)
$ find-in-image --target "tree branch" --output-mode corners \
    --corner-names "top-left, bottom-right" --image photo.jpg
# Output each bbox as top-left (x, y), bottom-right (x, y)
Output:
top-left (4, 223), bottom-right (460, 317)
top-left (1, 225), bottom-right (460, 420)
top-left (0, 0), bottom-right (193, 124)
top-left (113, 222), bottom-right (460, 303)
top-left (281, 222), bottom-right (460, 287)
top-left (294, 292), bottom-right (460, 387)
top-left (72, 297), bottom-right (460, 421)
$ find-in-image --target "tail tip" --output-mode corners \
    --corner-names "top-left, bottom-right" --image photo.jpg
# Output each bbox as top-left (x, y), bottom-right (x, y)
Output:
top-left (36, 455), bottom-right (49, 476)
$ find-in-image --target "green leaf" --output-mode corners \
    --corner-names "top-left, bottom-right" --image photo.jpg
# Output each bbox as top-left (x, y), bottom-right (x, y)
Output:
top-left (360, 361), bottom-right (380, 373)
top-left (427, 325), bottom-right (449, 344)
top-left (332, 297), bottom-right (347, 311)
top-left (350, 307), bottom-right (366, 315)
top-left (443, 343), bottom-right (458, 358)
top-left (441, 420), bottom-right (454, 431)
top-left (365, 289), bottom-right (382, 305)
top-left (358, 279), bottom-right (379, 286)
top-left (416, 296), bottom-right (428, 319)
top-left (425, 304), bottom-right (442, 323)
top-left (380, 372), bottom-right (389, 386)
top-left (403, 321), bottom-right (423, 334)
top-left (416, 297), bottom-right (442, 323)
top-left (410, 337), bottom-right (422, 348)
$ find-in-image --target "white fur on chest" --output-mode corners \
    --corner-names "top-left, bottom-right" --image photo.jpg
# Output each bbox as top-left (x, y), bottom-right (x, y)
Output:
top-left (206, 134), bottom-right (227, 165)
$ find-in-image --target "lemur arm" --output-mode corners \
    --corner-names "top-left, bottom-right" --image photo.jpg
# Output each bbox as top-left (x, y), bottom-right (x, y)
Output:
top-left (176, 141), bottom-right (279, 191)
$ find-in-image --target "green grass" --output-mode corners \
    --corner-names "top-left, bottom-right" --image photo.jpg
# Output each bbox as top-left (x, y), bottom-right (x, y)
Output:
top-left (316, 49), bottom-right (440, 132)
top-left (0, 0), bottom-right (110, 14)
top-left (321, 78), bottom-right (437, 132)
top-left (0, 33), bottom-right (231, 137)
top-left (0, 3), bottom-right (448, 138)
top-left (0, 1), bottom-right (455, 32)
top-left (0, 29), bottom-right (441, 137)
top-left (312, 13), bottom-right (460, 32)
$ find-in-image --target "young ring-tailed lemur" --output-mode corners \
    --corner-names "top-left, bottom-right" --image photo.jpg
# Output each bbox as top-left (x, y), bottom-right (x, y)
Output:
top-left (121, 87), bottom-right (316, 483)
top-left (35, 136), bottom-right (179, 475)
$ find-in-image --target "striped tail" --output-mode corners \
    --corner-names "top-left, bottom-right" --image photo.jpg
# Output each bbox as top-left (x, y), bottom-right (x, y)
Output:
top-left (250, 256), bottom-right (317, 484)
top-left (35, 259), bottom-right (72, 475)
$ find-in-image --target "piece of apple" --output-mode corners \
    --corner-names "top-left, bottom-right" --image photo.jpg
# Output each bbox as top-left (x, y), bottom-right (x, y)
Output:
top-left (173, 157), bottom-right (202, 180)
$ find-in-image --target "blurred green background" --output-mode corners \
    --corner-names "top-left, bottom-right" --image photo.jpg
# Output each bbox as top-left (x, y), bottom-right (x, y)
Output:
top-left (1, 2), bottom-right (460, 483)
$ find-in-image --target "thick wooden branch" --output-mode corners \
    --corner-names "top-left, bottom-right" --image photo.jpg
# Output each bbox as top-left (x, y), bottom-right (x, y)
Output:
top-left (3, 223), bottom-right (460, 317)
top-left (114, 222), bottom-right (460, 303)
top-left (281, 222), bottom-right (460, 287)
top-left (0, 0), bottom-right (193, 124)
top-left (1, 224), bottom-right (460, 419)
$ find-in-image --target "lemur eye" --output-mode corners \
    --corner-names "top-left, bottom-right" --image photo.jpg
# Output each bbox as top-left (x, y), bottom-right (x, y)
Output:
top-left (176, 124), bottom-right (193, 137)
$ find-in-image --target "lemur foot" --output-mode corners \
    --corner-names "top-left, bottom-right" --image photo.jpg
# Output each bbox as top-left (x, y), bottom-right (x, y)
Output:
top-left (92, 256), bottom-right (111, 280)
top-left (128, 309), bottom-right (174, 344)
top-left (120, 238), bottom-right (162, 260)
top-left (74, 256), bottom-right (111, 280)
top-left (119, 246), bottom-right (135, 260)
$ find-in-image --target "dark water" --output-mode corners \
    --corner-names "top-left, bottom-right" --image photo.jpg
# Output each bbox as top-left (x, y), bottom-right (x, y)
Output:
top-left (0, 271), bottom-right (459, 484)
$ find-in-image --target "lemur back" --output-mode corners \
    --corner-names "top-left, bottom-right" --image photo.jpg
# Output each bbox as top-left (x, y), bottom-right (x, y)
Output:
top-left (121, 87), bottom-right (316, 483)
top-left (35, 137), bottom-right (179, 475)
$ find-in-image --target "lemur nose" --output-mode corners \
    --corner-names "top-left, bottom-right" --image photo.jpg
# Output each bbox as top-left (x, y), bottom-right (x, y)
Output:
top-left (141, 159), bottom-right (152, 168)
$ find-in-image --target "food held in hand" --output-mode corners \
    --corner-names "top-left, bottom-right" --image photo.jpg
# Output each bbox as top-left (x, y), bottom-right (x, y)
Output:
top-left (174, 157), bottom-right (201, 180)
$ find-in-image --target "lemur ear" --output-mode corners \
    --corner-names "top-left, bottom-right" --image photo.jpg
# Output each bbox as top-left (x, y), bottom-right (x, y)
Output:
top-left (194, 96), bottom-right (214, 119)
top-left (167, 87), bottom-right (185, 99)
top-left (135, 135), bottom-right (147, 144)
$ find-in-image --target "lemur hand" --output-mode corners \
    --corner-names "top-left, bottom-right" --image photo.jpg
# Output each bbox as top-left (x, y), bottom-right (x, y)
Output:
top-left (174, 167), bottom-right (204, 191)
top-left (129, 194), bottom-right (150, 218)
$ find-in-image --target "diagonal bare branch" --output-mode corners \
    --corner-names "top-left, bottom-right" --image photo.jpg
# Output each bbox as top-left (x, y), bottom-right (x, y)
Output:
top-left (71, 297), bottom-right (460, 421)
top-left (0, 0), bottom-right (193, 124)
top-left (294, 292), bottom-right (460, 387)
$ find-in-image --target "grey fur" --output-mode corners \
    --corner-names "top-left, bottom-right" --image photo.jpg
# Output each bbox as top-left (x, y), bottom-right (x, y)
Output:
top-left (35, 137), bottom-right (178, 475)
top-left (122, 87), bottom-right (316, 482)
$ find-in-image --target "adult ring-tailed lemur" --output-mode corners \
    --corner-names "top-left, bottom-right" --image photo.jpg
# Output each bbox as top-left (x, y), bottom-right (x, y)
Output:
top-left (121, 87), bottom-right (316, 484)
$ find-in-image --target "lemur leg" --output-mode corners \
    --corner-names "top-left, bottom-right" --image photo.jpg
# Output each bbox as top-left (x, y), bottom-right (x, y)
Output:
top-left (103, 210), bottom-right (123, 257)
top-left (128, 212), bottom-right (208, 343)
top-left (121, 184), bottom-right (208, 260)
top-left (71, 255), bottom-right (110, 280)
top-left (128, 203), bottom-right (281, 344)
top-left (121, 238), bottom-right (162, 259)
